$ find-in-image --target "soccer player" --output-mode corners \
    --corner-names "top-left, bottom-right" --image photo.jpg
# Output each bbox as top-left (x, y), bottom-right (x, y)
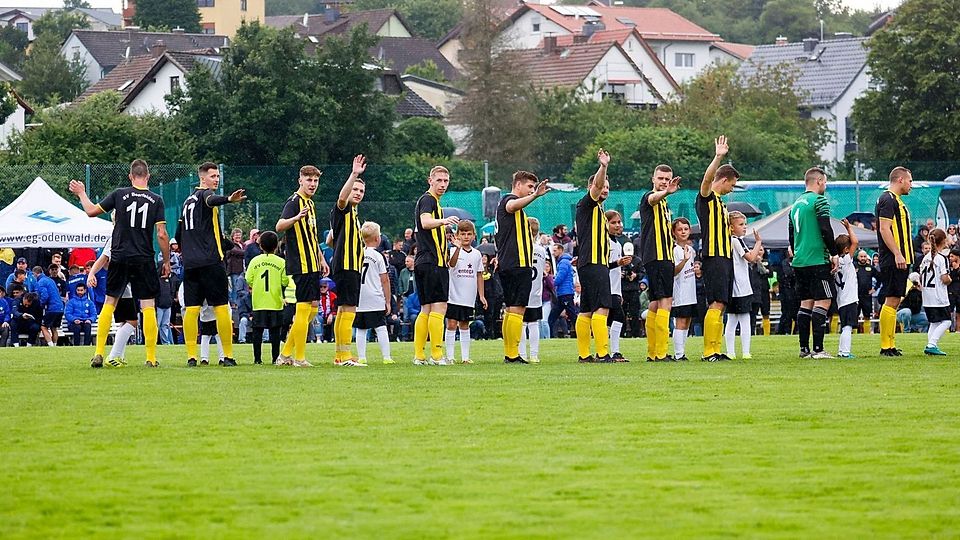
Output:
top-left (329, 155), bottom-right (368, 366)
top-left (834, 220), bottom-right (860, 358)
top-left (445, 220), bottom-right (485, 364)
top-left (412, 166), bottom-right (460, 365)
top-left (69, 160), bottom-right (170, 368)
top-left (575, 149), bottom-right (615, 363)
top-left (276, 165), bottom-right (331, 367)
top-left (605, 211), bottom-right (633, 362)
top-left (639, 164), bottom-right (681, 361)
top-left (87, 239), bottom-right (139, 367)
top-left (245, 231), bottom-right (289, 365)
top-left (355, 221), bottom-right (394, 365)
top-left (788, 166), bottom-right (838, 359)
top-left (671, 217), bottom-right (696, 361)
top-left (919, 228), bottom-right (952, 355)
top-left (519, 217), bottom-right (548, 363)
top-left (177, 162), bottom-right (247, 367)
top-left (726, 211), bottom-right (763, 359)
top-left (695, 136), bottom-right (739, 361)
top-left (495, 170), bottom-right (550, 364)
top-left (876, 167), bottom-right (914, 356)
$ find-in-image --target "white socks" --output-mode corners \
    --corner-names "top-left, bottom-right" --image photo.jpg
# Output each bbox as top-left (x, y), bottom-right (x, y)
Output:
top-left (609, 321), bottom-right (622, 354)
top-left (445, 327), bottom-right (471, 361)
top-left (673, 328), bottom-right (687, 358)
top-left (108, 322), bottom-right (136, 360)
top-left (928, 320), bottom-right (951, 348)
top-left (524, 322), bottom-right (539, 359)
top-left (375, 326), bottom-right (392, 360)
top-left (200, 335), bottom-right (222, 360)
top-left (356, 328), bottom-right (368, 360)
top-left (724, 313), bottom-right (752, 357)
top-left (839, 326), bottom-right (853, 355)
top-left (445, 328), bottom-right (457, 361)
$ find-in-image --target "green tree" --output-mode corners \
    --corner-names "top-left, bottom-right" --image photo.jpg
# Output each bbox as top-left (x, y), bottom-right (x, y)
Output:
top-left (133, 0), bottom-right (202, 33)
top-left (758, 0), bottom-right (818, 42)
top-left (353, 0), bottom-right (461, 40)
top-left (32, 9), bottom-right (90, 42)
top-left (403, 59), bottom-right (446, 82)
top-left (0, 26), bottom-right (28, 69)
top-left (852, 0), bottom-right (960, 165)
top-left (392, 118), bottom-right (455, 158)
top-left (64, 0), bottom-right (92, 8)
top-left (0, 82), bottom-right (17, 125)
top-left (3, 91), bottom-right (196, 164)
top-left (16, 32), bottom-right (87, 105)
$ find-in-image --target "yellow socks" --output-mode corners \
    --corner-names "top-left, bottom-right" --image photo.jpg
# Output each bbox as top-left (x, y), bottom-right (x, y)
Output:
top-left (95, 303), bottom-right (116, 356)
top-left (292, 302), bottom-right (312, 360)
top-left (335, 310), bottom-right (357, 360)
top-left (655, 308), bottom-right (671, 358)
top-left (880, 304), bottom-right (897, 349)
top-left (213, 304), bottom-right (233, 359)
top-left (428, 311), bottom-right (445, 360)
top-left (576, 315), bottom-right (592, 358)
top-left (183, 305), bottom-right (201, 359)
top-left (704, 308), bottom-right (722, 357)
top-left (762, 317), bottom-right (771, 336)
top-left (141, 306), bottom-right (158, 362)
top-left (591, 313), bottom-right (609, 357)
top-left (503, 312), bottom-right (523, 358)
top-left (413, 312), bottom-right (428, 360)
top-left (645, 309), bottom-right (658, 358)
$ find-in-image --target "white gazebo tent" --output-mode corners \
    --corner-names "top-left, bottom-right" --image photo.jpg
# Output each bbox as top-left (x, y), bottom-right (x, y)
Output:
top-left (0, 177), bottom-right (113, 248)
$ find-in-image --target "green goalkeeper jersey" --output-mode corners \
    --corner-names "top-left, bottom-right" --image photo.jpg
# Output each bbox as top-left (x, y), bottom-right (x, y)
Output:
top-left (789, 191), bottom-right (832, 268)
top-left (245, 253), bottom-right (289, 311)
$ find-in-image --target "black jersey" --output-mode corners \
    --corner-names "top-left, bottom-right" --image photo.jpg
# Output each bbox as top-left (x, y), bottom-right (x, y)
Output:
top-left (495, 194), bottom-right (533, 271)
top-left (875, 190), bottom-right (913, 268)
top-left (177, 187), bottom-right (231, 270)
top-left (639, 191), bottom-right (674, 264)
top-left (96, 186), bottom-right (165, 262)
top-left (575, 191), bottom-right (608, 268)
top-left (281, 192), bottom-right (321, 275)
top-left (414, 191), bottom-right (446, 268)
top-left (695, 191), bottom-right (731, 258)
top-left (330, 202), bottom-right (363, 272)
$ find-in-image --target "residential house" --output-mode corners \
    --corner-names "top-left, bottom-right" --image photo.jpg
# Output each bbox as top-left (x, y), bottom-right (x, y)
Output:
top-left (373, 36), bottom-right (460, 82)
top-left (0, 7), bottom-right (122, 40)
top-left (400, 74), bottom-right (463, 116)
top-left (710, 42), bottom-right (755, 65)
top-left (265, 8), bottom-right (412, 40)
top-left (738, 37), bottom-right (870, 164)
top-left (120, 0), bottom-right (264, 37)
top-left (61, 29), bottom-right (228, 85)
top-left (437, 23), bottom-right (463, 70)
top-left (0, 65), bottom-right (32, 148)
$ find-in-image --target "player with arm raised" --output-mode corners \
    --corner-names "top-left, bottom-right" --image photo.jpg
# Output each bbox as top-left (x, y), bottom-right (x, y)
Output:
top-left (329, 155), bottom-right (368, 366)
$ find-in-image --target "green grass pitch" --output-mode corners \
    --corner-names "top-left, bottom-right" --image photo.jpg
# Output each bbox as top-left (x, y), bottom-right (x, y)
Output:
top-left (2, 334), bottom-right (960, 538)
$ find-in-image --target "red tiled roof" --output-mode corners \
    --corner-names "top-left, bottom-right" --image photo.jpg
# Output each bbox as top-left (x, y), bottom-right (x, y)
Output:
top-left (711, 41), bottom-right (755, 60)
top-left (513, 3), bottom-right (720, 42)
top-left (77, 53), bottom-right (159, 103)
top-left (509, 42), bottom-right (612, 86)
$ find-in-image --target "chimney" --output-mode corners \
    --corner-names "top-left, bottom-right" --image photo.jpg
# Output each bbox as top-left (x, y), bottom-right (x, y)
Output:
top-left (775, 35), bottom-right (788, 46)
top-left (301, 12), bottom-right (308, 26)
top-left (171, 27), bottom-right (185, 34)
top-left (324, 7), bottom-right (340, 23)
top-left (582, 19), bottom-right (604, 38)
top-left (802, 37), bottom-right (818, 53)
top-left (150, 40), bottom-right (166, 57)
top-left (573, 34), bottom-right (589, 44)
top-left (543, 35), bottom-right (557, 54)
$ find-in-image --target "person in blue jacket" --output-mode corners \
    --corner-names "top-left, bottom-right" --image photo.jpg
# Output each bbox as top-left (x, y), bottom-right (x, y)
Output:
top-left (4, 258), bottom-right (36, 293)
top-left (36, 264), bottom-right (65, 346)
top-left (12, 292), bottom-right (42, 346)
top-left (65, 282), bottom-right (96, 346)
top-left (547, 244), bottom-right (577, 335)
top-left (0, 286), bottom-right (10, 346)
top-left (67, 265), bottom-right (87, 299)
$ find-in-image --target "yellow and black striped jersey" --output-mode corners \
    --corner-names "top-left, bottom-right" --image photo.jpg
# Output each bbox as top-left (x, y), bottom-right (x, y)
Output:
top-left (281, 192), bottom-right (321, 275)
top-left (330, 202), bottom-right (363, 273)
top-left (695, 191), bottom-right (731, 258)
top-left (414, 191), bottom-right (446, 268)
top-left (575, 192), bottom-right (609, 267)
top-left (876, 190), bottom-right (913, 267)
top-left (176, 187), bottom-right (230, 270)
top-left (494, 194), bottom-right (533, 270)
top-left (639, 191), bottom-right (674, 264)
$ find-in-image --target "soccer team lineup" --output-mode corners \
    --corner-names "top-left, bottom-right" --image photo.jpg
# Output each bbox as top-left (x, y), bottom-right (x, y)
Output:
top-left (5, 135), bottom-right (949, 367)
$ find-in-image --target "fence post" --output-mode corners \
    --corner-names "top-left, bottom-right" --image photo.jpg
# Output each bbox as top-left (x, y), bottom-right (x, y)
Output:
top-left (84, 164), bottom-right (91, 194)
top-left (256, 202), bottom-right (260, 229)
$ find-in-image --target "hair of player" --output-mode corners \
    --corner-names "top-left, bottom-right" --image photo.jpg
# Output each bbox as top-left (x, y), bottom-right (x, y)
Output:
top-left (129, 159), bottom-right (149, 178)
top-left (76, 282), bottom-right (86, 290)
top-left (429, 166), bottom-right (450, 179)
top-left (32, 266), bottom-right (42, 274)
top-left (47, 263), bottom-right (59, 274)
top-left (672, 216), bottom-right (691, 232)
top-left (360, 221), bottom-right (381, 241)
top-left (84, 260), bottom-right (94, 268)
top-left (24, 291), bottom-right (38, 303)
top-left (889, 166), bottom-right (912, 183)
top-left (728, 210), bottom-right (746, 224)
top-left (69, 264), bottom-right (79, 271)
top-left (512, 170), bottom-right (539, 185)
top-left (654, 164), bottom-right (673, 175)
top-left (715, 164), bottom-right (740, 182)
top-left (804, 166), bottom-right (826, 185)
top-left (836, 233), bottom-right (852, 253)
top-left (929, 228), bottom-right (947, 249)
top-left (14, 268), bottom-right (25, 277)
top-left (526, 216), bottom-right (539, 236)
top-left (258, 231), bottom-right (279, 253)
top-left (604, 209), bottom-right (621, 222)
top-left (299, 165), bottom-right (321, 177)
top-left (456, 220), bottom-right (475, 234)
top-left (198, 162), bottom-right (218, 175)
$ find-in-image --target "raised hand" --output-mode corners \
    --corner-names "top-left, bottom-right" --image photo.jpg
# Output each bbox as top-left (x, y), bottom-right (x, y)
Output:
top-left (86, 273), bottom-right (97, 288)
top-left (228, 189), bottom-right (247, 203)
top-left (667, 176), bottom-right (681, 193)
top-left (753, 229), bottom-right (761, 243)
top-left (296, 207), bottom-right (309, 221)
top-left (841, 218), bottom-right (852, 230)
top-left (618, 255), bottom-right (633, 267)
top-left (68, 180), bottom-right (86, 196)
top-left (597, 148), bottom-right (610, 166)
top-left (715, 135), bottom-right (729, 157)
top-left (352, 154), bottom-right (367, 176)
top-left (535, 179), bottom-right (550, 197)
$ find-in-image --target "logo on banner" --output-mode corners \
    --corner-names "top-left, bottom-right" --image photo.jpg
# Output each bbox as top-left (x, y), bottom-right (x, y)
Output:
top-left (28, 211), bottom-right (70, 224)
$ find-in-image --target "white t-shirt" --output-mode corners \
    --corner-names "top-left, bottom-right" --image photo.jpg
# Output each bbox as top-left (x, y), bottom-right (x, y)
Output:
top-left (919, 251), bottom-right (950, 308)
top-left (101, 238), bottom-right (133, 299)
top-left (608, 237), bottom-right (622, 296)
top-left (358, 247), bottom-right (388, 313)
top-left (448, 246), bottom-right (482, 308)
top-left (835, 253), bottom-right (858, 308)
top-left (731, 236), bottom-right (753, 299)
top-left (527, 244), bottom-right (547, 308)
top-left (673, 244), bottom-right (696, 307)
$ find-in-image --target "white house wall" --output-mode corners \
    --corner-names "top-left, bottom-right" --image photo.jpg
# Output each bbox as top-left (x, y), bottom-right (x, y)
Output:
top-left (402, 80), bottom-right (461, 116)
top-left (62, 34), bottom-right (103, 85)
top-left (582, 47), bottom-right (659, 106)
top-left (619, 34), bottom-right (676, 101)
top-left (647, 40), bottom-right (711, 84)
top-left (378, 15), bottom-right (412, 37)
top-left (0, 104), bottom-right (25, 149)
top-left (500, 11), bottom-right (571, 50)
top-left (125, 61), bottom-right (186, 115)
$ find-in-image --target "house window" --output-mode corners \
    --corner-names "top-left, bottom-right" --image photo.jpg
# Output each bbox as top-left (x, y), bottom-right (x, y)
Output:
top-left (170, 76), bottom-right (181, 92)
top-left (197, 0), bottom-right (214, 7)
top-left (602, 84), bottom-right (626, 104)
top-left (15, 22), bottom-right (28, 33)
top-left (532, 16), bottom-right (541, 33)
top-left (675, 52), bottom-right (694, 68)
top-left (71, 46), bottom-right (81, 59)
top-left (241, 0), bottom-right (247, 9)
top-left (201, 22), bottom-right (216, 34)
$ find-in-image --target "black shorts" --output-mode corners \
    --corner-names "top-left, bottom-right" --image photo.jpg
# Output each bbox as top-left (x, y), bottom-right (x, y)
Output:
top-left (200, 320), bottom-right (218, 335)
top-left (838, 302), bottom-right (859, 328)
top-left (672, 304), bottom-right (697, 319)
top-left (578, 264), bottom-right (612, 313)
top-left (607, 295), bottom-right (624, 324)
top-left (523, 306), bottom-right (543, 323)
top-left (114, 297), bottom-right (138, 322)
top-left (701, 256), bottom-right (733, 305)
top-left (644, 260), bottom-right (674, 301)
top-left (354, 310), bottom-right (386, 329)
top-left (282, 303), bottom-right (296, 325)
top-left (105, 257), bottom-right (160, 300)
top-left (415, 264), bottom-right (448, 305)
top-left (879, 266), bottom-right (908, 299)
top-left (925, 306), bottom-right (951, 323)
top-left (333, 270), bottom-right (361, 307)
top-left (293, 272), bottom-right (322, 303)
top-left (499, 267), bottom-right (534, 308)
top-left (445, 303), bottom-right (475, 322)
top-left (252, 309), bottom-right (284, 328)
top-left (42, 311), bottom-right (63, 328)
top-left (950, 293), bottom-right (960, 312)
top-left (795, 264), bottom-right (835, 301)
top-left (183, 263), bottom-right (230, 307)
top-left (728, 295), bottom-right (753, 314)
